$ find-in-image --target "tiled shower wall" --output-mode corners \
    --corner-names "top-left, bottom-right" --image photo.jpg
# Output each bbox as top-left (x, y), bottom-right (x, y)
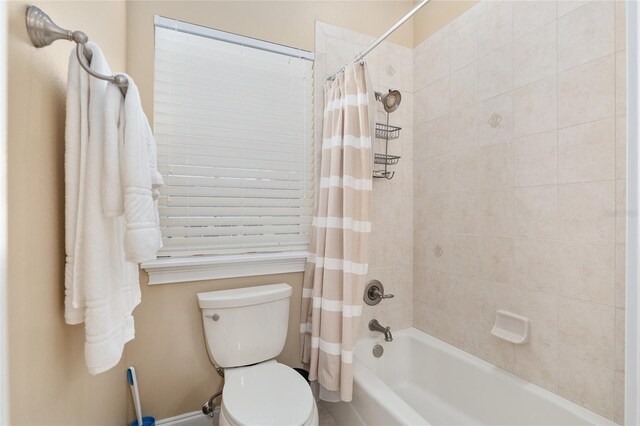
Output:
top-left (412, 0), bottom-right (626, 422)
top-left (315, 22), bottom-right (415, 337)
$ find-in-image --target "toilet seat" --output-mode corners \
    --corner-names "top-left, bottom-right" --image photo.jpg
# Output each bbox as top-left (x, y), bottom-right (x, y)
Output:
top-left (221, 361), bottom-right (316, 426)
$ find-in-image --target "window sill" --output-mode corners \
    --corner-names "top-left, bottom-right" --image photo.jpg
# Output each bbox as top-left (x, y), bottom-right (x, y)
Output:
top-left (142, 251), bottom-right (309, 285)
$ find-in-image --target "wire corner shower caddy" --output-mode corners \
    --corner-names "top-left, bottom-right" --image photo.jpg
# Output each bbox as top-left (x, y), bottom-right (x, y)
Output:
top-left (373, 90), bottom-right (402, 180)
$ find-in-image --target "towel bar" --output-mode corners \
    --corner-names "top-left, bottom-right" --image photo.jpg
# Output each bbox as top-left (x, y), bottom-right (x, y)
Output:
top-left (25, 5), bottom-right (128, 96)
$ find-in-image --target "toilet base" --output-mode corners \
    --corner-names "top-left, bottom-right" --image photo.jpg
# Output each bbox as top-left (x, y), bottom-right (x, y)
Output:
top-left (219, 399), bottom-right (319, 426)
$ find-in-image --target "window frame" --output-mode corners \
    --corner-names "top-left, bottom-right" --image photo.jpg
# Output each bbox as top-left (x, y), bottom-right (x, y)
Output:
top-left (144, 16), bottom-right (314, 284)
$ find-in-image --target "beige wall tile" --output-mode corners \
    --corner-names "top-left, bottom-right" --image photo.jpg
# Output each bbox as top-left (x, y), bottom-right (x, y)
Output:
top-left (558, 1), bottom-right (614, 72)
top-left (478, 190), bottom-right (515, 236)
top-left (414, 122), bottom-right (428, 160)
top-left (414, 87), bottom-right (428, 125)
top-left (557, 241), bottom-right (615, 305)
top-left (616, 179), bottom-right (626, 243)
top-left (559, 297), bottom-right (615, 367)
top-left (479, 335), bottom-right (515, 372)
top-left (558, 118), bottom-right (616, 183)
top-left (558, 181), bottom-right (616, 242)
top-left (616, 115), bottom-right (627, 180)
top-left (514, 75), bottom-right (558, 138)
top-left (426, 114), bottom-right (451, 158)
top-left (513, 287), bottom-right (559, 347)
top-left (514, 131), bottom-right (558, 187)
top-left (449, 104), bottom-right (479, 151)
top-left (415, 307), bottom-right (451, 341)
top-left (450, 191), bottom-right (480, 234)
top-left (478, 279), bottom-right (515, 329)
top-left (450, 61), bottom-right (479, 112)
top-left (479, 43), bottom-right (514, 101)
top-left (615, 371), bottom-right (625, 425)
top-left (615, 308), bottom-right (625, 373)
top-left (379, 53), bottom-right (403, 91)
top-left (514, 342), bottom-right (559, 393)
top-left (450, 149), bottom-right (480, 191)
top-left (515, 239), bottom-right (561, 294)
top-left (425, 36), bottom-right (451, 86)
top-left (414, 164), bottom-right (427, 198)
top-left (479, 142), bottom-right (514, 190)
top-left (557, 0), bottom-right (590, 17)
top-left (478, 237), bottom-right (515, 284)
top-left (419, 233), bottom-right (451, 273)
top-left (514, 21), bottom-right (557, 88)
top-left (402, 56), bottom-right (414, 94)
top-left (450, 234), bottom-right (479, 277)
top-left (615, 0), bottom-right (626, 52)
top-left (478, 1), bottom-right (513, 57)
top-left (425, 268), bottom-right (452, 313)
top-left (425, 154), bottom-right (451, 193)
top-left (616, 243), bottom-right (625, 308)
top-left (558, 54), bottom-right (615, 128)
top-left (513, 1), bottom-right (557, 39)
top-left (557, 354), bottom-right (615, 419)
top-left (448, 275), bottom-right (480, 323)
top-left (420, 191), bottom-right (451, 234)
top-left (616, 51), bottom-right (627, 116)
top-left (412, 1), bottom-right (625, 421)
top-left (514, 185), bottom-right (559, 239)
top-left (449, 18), bottom-right (479, 72)
top-left (479, 92), bottom-right (514, 147)
top-left (450, 319), bottom-right (481, 354)
top-left (426, 76), bottom-right (451, 120)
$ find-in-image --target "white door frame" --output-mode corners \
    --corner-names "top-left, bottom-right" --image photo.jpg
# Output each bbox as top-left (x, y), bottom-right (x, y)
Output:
top-left (627, 1), bottom-right (640, 425)
top-left (0, 0), bottom-right (9, 425)
top-left (0, 1), bottom-right (7, 424)
top-left (0, 0), bottom-right (7, 422)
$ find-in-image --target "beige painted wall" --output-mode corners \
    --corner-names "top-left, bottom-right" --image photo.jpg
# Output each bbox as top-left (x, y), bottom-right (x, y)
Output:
top-left (413, 0), bottom-right (479, 45)
top-left (7, 1), bottom-right (128, 425)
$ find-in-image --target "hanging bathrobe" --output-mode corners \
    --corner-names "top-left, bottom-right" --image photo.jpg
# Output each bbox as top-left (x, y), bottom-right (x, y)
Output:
top-left (300, 63), bottom-right (373, 402)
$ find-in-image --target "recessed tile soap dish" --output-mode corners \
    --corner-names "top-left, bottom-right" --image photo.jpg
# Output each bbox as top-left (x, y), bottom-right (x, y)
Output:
top-left (491, 310), bottom-right (530, 344)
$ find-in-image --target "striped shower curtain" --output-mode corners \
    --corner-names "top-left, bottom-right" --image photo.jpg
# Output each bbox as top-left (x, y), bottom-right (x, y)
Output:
top-left (300, 63), bottom-right (372, 402)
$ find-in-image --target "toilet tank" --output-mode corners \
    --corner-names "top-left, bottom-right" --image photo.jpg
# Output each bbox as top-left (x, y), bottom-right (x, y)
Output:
top-left (197, 283), bottom-right (292, 368)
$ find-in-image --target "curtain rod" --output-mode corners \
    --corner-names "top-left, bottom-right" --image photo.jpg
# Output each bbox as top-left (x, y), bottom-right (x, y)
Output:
top-left (327, 0), bottom-right (430, 81)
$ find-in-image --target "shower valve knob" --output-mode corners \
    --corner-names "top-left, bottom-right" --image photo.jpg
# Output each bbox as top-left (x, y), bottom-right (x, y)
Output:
top-left (364, 280), bottom-right (394, 306)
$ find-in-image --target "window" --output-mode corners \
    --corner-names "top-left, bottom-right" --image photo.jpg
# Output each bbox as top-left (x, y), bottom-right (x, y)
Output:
top-left (145, 17), bottom-right (314, 284)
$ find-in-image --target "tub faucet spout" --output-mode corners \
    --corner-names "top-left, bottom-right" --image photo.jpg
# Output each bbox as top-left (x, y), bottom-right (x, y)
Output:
top-left (369, 319), bottom-right (393, 342)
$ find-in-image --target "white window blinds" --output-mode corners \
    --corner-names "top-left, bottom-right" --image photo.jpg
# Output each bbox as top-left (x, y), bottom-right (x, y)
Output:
top-left (153, 18), bottom-right (314, 258)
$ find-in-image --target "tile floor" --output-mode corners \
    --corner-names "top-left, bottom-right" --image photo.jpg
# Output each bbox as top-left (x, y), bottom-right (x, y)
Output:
top-left (318, 401), bottom-right (338, 426)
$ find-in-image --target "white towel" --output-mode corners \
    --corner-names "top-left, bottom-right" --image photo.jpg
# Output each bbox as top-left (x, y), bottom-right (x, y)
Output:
top-left (64, 47), bottom-right (89, 325)
top-left (64, 42), bottom-right (141, 375)
top-left (103, 75), bottom-right (163, 264)
top-left (102, 80), bottom-right (124, 217)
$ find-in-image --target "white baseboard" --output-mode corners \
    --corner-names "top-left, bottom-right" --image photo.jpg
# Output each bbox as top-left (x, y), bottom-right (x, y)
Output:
top-left (156, 410), bottom-right (217, 426)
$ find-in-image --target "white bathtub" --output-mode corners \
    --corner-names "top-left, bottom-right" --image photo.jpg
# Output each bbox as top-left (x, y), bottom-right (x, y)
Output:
top-left (324, 328), bottom-right (616, 426)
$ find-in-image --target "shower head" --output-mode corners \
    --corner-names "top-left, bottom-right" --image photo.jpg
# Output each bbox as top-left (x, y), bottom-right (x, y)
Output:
top-left (375, 89), bottom-right (402, 113)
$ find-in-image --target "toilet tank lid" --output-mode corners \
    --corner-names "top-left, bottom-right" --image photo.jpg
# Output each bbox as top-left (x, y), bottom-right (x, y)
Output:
top-left (197, 283), bottom-right (292, 309)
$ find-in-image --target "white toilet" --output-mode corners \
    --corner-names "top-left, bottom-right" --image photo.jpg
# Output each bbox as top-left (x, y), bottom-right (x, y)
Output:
top-left (197, 283), bottom-right (319, 426)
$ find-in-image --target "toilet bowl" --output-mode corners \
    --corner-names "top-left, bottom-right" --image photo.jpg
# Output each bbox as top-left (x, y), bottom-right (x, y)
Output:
top-left (219, 361), bottom-right (318, 426)
top-left (197, 284), bottom-right (318, 426)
